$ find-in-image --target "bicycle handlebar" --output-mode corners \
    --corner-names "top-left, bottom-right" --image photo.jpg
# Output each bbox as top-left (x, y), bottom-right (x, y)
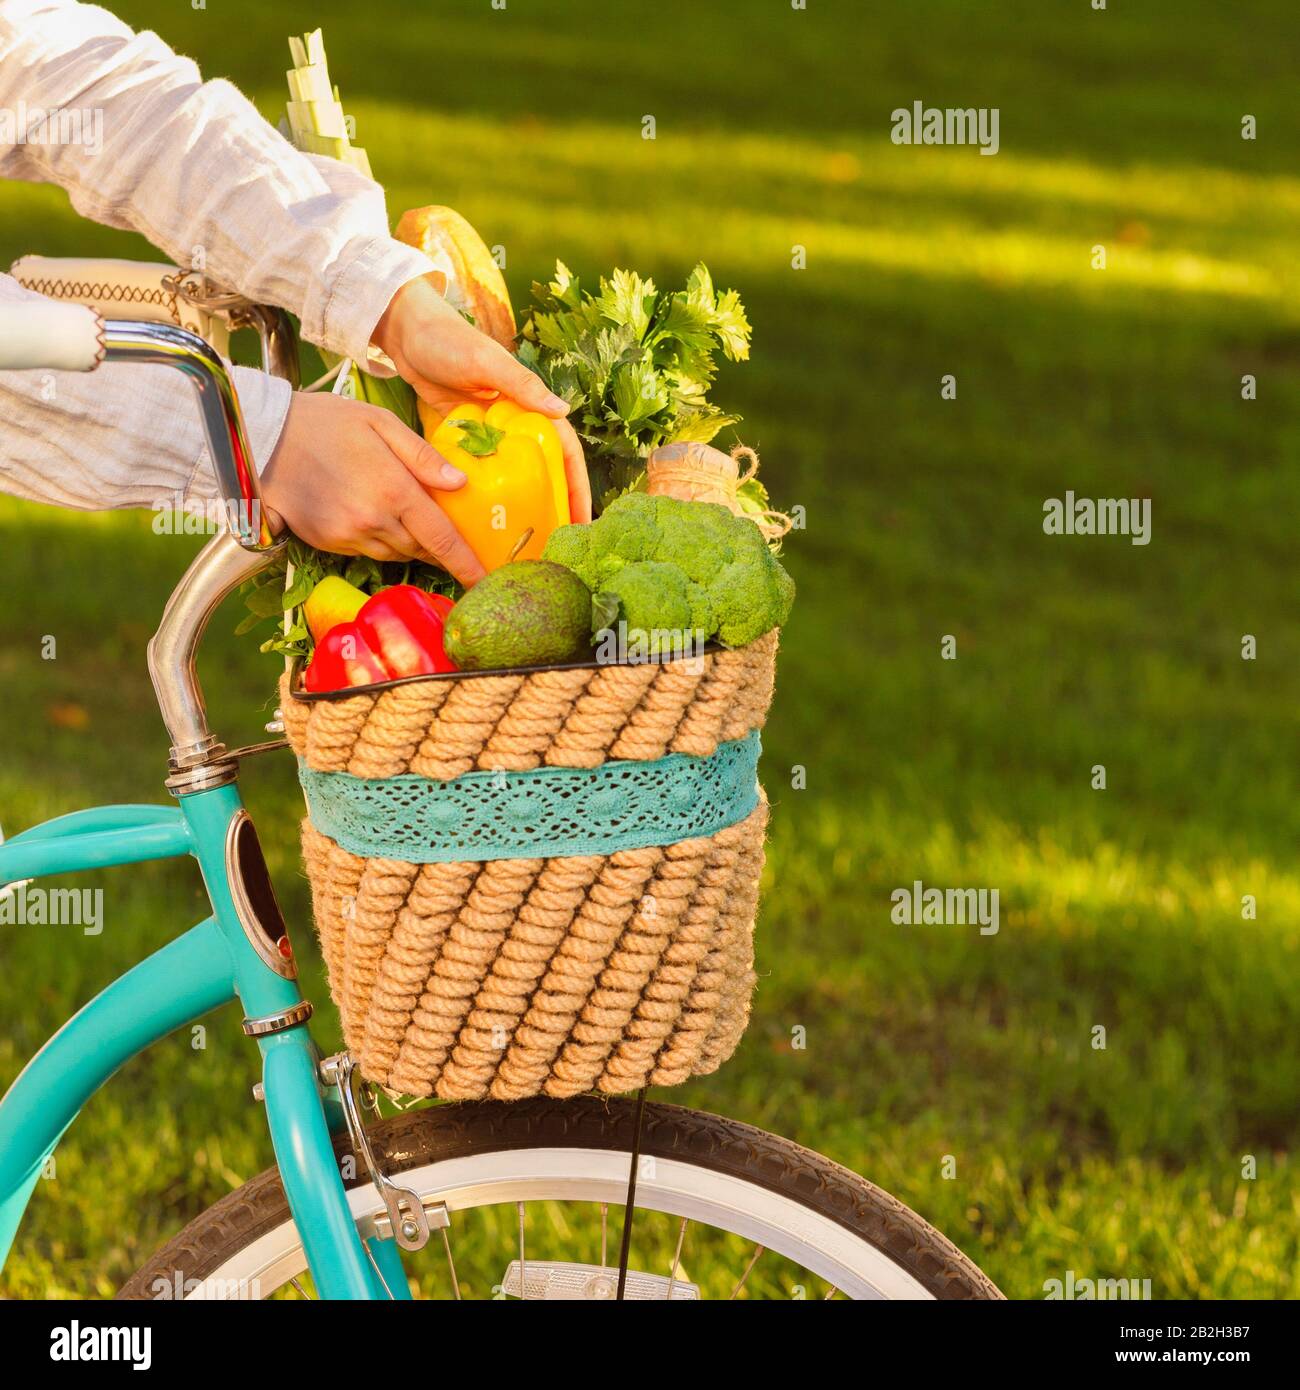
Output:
top-left (0, 302), bottom-right (274, 552)
top-left (0, 296), bottom-right (103, 371)
top-left (1, 296), bottom-right (290, 777)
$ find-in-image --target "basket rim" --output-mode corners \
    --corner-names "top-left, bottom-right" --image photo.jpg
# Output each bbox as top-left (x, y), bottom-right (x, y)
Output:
top-left (287, 640), bottom-right (728, 704)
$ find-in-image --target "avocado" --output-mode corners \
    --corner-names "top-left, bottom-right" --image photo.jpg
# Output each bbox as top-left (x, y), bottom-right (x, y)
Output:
top-left (443, 560), bottom-right (593, 671)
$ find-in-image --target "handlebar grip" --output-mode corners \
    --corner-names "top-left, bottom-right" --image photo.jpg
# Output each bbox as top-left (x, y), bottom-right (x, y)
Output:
top-left (0, 299), bottom-right (104, 372)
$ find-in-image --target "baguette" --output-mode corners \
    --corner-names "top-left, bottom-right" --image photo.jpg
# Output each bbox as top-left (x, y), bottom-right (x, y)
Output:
top-left (394, 205), bottom-right (516, 350)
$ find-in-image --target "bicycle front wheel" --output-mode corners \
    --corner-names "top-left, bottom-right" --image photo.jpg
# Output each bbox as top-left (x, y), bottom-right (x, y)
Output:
top-left (118, 1097), bottom-right (1002, 1301)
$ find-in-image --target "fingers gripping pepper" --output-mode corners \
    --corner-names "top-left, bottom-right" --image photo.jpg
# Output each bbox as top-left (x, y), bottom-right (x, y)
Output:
top-left (430, 400), bottom-right (569, 572)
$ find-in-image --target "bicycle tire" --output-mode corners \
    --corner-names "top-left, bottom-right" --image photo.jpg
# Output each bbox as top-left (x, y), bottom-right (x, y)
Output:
top-left (118, 1096), bottom-right (1002, 1301)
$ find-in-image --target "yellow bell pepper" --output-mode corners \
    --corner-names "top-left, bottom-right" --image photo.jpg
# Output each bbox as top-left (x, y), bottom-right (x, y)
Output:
top-left (424, 400), bottom-right (570, 572)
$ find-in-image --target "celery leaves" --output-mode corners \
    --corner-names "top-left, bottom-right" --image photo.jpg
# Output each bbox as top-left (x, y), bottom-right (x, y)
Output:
top-left (519, 261), bottom-right (752, 511)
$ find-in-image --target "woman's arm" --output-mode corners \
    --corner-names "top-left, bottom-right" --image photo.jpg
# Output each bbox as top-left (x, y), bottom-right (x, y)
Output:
top-left (0, 0), bottom-right (439, 365)
top-left (0, 0), bottom-right (588, 545)
top-left (0, 274), bottom-right (486, 582)
top-left (0, 270), bottom-right (292, 510)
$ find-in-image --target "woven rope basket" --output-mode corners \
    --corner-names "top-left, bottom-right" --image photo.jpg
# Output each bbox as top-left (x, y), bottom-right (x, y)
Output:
top-left (282, 630), bottom-right (778, 1101)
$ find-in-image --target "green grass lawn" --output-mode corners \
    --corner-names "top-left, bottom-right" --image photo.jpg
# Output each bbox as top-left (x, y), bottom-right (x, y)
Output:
top-left (1, 0), bottom-right (1297, 1298)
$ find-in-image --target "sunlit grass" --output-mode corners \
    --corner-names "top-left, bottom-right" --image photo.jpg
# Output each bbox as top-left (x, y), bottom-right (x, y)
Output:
top-left (332, 105), bottom-right (1300, 310)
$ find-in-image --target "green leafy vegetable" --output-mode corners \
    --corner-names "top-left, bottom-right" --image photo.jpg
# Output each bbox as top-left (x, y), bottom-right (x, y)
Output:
top-left (543, 492), bottom-right (793, 649)
top-left (240, 538), bottom-right (461, 663)
top-left (518, 261), bottom-right (752, 512)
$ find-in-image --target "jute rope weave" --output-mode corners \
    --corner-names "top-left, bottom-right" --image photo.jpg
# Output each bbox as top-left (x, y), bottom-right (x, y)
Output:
top-left (284, 632), bottom-right (777, 1100)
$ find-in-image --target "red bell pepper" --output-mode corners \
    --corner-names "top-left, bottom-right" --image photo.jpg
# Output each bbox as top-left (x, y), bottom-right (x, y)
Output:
top-left (302, 584), bottom-right (458, 692)
top-left (302, 623), bottom-right (390, 692)
top-left (422, 592), bottom-right (455, 624)
top-left (357, 585), bottom-right (458, 678)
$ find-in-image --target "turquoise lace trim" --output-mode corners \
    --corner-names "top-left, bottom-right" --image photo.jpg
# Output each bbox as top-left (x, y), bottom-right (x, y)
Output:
top-left (298, 732), bottom-right (761, 864)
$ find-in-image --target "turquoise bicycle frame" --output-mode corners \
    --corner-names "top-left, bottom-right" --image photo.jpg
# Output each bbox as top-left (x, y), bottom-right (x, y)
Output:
top-left (0, 312), bottom-right (410, 1298)
top-left (0, 779), bottom-right (409, 1300)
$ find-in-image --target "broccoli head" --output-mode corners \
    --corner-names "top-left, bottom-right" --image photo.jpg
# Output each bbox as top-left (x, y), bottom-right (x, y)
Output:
top-left (595, 561), bottom-right (694, 657)
top-left (651, 504), bottom-right (735, 583)
top-left (589, 493), bottom-right (662, 581)
top-left (685, 581), bottom-right (719, 640)
top-left (548, 493), bottom-right (793, 651)
top-left (708, 546), bottom-right (793, 647)
top-left (541, 523), bottom-right (596, 588)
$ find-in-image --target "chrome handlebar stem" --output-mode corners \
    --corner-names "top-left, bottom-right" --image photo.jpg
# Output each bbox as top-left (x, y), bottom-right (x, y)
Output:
top-left (149, 534), bottom-right (285, 777)
top-left (94, 317), bottom-right (294, 780)
top-left (102, 320), bottom-right (275, 551)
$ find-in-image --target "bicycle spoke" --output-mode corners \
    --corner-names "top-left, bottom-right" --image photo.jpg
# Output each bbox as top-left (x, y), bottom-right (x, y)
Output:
top-left (274, 1213), bottom-right (852, 1302)
top-left (440, 1226), bottom-right (461, 1301)
top-left (361, 1238), bottom-right (395, 1300)
top-left (615, 1085), bottom-right (649, 1300)
top-left (665, 1217), bottom-right (689, 1300)
top-left (729, 1245), bottom-right (764, 1300)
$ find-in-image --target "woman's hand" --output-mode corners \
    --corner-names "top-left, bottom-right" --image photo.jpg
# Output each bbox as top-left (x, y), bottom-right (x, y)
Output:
top-left (372, 273), bottom-right (593, 523)
top-left (259, 391), bottom-right (487, 585)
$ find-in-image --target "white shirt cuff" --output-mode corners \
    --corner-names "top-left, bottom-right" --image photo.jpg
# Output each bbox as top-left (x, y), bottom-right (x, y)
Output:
top-left (320, 234), bottom-right (450, 372)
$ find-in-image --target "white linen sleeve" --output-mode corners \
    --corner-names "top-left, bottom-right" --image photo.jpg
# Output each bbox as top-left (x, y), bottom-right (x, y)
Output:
top-left (0, 0), bottom-right (439, 365)
top-left (0, 272), bottom-right (291, 510)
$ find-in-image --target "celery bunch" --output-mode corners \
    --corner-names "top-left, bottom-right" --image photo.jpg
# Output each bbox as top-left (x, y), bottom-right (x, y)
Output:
top-left (281, 29), bottom-right (372, 177)
top-left (518, 262), bottom-right (752, 511)
top-left (278, 30), bottom-right (415, 429)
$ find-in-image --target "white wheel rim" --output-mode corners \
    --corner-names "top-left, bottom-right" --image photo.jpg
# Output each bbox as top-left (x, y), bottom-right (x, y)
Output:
top-left (175, 1147), bottom-right (935, 1300)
